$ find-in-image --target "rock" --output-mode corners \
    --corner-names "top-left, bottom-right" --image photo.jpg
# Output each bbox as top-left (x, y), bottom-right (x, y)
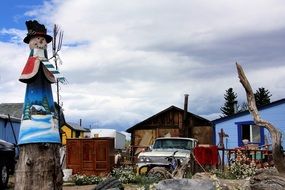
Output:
top-left (250, 174), bottom-right (285, 190)
top-left (255, 167), bottom-right (279, 176)
top-left (192, 172), bottom-right (212, 180)
top-left (192, 172), bottom-right (251, 190)
top-left (155, 178), bottom-right (215, 190)
top-left (219, 178), bottom-right (250, 190)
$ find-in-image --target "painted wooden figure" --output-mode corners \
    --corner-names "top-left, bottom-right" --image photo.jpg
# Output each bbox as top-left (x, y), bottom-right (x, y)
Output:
top-left (15, 20), bottom-right (62, 190)
top-left (18, 20), bottom-right (60, 144)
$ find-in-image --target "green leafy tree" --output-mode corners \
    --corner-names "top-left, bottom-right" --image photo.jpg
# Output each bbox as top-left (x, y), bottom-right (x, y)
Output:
top-left (254, 87), bottom-right (272, 107)
top-left (220, 88), bottom-right (239, 116)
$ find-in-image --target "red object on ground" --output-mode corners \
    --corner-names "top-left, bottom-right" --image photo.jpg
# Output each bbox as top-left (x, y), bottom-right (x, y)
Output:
top-left (193, 145), bottom-right (218, 165)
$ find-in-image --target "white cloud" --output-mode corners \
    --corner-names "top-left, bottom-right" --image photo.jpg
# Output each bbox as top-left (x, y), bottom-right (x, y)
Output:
top-left (1, 0), bottom-right (285, 130)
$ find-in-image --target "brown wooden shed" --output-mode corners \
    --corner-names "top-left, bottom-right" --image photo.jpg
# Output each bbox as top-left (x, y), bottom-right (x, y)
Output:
top-left (66, 138), bottom-right (115, 176)
top-left (126, 105), bottom-right (213, 155)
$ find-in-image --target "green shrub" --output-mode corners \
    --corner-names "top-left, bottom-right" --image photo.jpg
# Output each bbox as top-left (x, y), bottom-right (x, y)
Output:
top-left (111, 166), bottom-right (137, 184)
top-left (212, 149), bottom-right (257, 180)
top-left (228, 149), bottom-right (257, 179)
top-left (211, 169), bottom-right (231, 179)
top-left (111, 166), bottom-right (160, 188)
top-left (71, 174), bottom-right (103, 185)
top-left (71, 166), bottom-right (160, 188)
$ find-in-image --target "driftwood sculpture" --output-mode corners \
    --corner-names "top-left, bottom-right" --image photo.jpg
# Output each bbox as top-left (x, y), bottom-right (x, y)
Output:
top-left (236, 63), bottom-right (285, 176)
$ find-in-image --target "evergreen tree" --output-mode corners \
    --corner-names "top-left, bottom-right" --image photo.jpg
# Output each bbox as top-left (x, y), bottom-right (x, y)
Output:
top-left (220, 88), bottom-right (239, 116)
top-left (23, 100), bottom-right (31, 120)
top-left (42, 97), bottom-right (50, 114)
top-left (254, 87), bottom-right (272, 107)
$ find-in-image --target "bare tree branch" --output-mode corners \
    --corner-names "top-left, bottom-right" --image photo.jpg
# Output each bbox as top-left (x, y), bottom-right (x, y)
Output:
top-left (236, 63), bottom-right (285, 176)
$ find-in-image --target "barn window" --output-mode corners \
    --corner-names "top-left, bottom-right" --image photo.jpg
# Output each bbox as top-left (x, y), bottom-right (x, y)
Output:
top-left (236, 121), bottom-right (265, 147)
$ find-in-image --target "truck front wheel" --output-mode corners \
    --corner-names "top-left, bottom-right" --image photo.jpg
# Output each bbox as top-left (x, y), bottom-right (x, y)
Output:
top-left (147, 167), bottom-right (172, 180)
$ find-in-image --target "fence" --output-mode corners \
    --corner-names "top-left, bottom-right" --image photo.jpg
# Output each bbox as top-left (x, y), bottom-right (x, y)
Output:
top-left (218, 147), bottom-right (274, 170)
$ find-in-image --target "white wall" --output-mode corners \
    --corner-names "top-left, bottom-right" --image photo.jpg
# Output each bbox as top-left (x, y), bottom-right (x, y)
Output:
top-left (90, 129), bottom-right (126, 149)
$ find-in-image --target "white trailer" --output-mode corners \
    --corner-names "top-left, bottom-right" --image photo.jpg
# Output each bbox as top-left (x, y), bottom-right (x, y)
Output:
top-left (90, 129), bottom-right (126, 149)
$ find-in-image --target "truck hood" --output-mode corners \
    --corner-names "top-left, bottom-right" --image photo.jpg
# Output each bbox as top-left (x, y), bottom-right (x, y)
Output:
top-left (138, 149), bottom-right (190, 158)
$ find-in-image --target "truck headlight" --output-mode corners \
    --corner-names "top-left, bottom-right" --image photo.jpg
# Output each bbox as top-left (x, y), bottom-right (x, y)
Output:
top-left (145, 157), bottom-right (151, 162)
top-left (139, 156), bottom-right (151, 162)
top-left (139, 157), bottom-right (145, 162)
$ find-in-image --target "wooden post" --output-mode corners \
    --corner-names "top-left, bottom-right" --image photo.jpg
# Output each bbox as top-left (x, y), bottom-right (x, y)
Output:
top-left (15, 144), bottom-right (62, 190)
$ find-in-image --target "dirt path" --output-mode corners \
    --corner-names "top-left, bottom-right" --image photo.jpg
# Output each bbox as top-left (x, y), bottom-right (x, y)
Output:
top-left (63, 184), bottom-right (96, 190)
top-left (63, 184), bottom-right (140, 190)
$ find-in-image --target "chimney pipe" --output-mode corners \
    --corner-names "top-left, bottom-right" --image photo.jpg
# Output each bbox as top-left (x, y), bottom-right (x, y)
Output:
top-left (181, 94), bottom-right (189, 137)
top-left (184, 94), bottom-right (189, 115)
top-left (80, 119), bottom-right (82, 126)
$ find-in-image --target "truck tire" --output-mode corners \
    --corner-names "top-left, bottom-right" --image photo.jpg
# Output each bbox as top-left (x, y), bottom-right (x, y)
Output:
top-left (147, 167), bottom-right (172, 180)
top-left (0, 162), bottom-right (9, 189)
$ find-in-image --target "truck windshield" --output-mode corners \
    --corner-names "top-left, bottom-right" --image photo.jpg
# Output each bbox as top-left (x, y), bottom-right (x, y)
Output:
top-left (153, 139), bottom-right (195, 150)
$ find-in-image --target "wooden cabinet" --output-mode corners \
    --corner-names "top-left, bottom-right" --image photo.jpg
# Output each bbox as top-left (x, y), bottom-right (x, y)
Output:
top-left (66, 138), bottom-right (114, 176)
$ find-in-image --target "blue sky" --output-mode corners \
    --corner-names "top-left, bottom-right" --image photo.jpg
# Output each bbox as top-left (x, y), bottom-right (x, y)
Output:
top-left (0, 1), bottom-right (41, 42)
top-left (1, 0), bottom-right (285, 131)
top-left (0, 1), bottom-right (41, 29)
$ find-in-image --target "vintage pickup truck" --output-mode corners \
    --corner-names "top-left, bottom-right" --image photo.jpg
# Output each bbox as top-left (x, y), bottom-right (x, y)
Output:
top-left (0, 139), bottom-right (16, 188)
top-left (137, 137), bottom-right (198, 175)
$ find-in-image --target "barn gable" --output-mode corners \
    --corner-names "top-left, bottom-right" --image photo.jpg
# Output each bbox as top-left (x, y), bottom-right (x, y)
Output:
top-left (126, 105), bottom-right (213, 154)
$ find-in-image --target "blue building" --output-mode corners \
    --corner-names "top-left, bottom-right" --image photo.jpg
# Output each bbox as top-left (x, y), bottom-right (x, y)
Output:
top-left (212, 99), bottom-right (285, 149)
top-left (0, 103), bottom-right (22, 144)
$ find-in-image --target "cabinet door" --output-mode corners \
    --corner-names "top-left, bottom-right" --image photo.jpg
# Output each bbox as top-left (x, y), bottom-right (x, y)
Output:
top-left (94, 140), bottom-right (110, 172)
top-left (66, 139), bottom-right (81, 173)
top-left (82, 140), bottom-right (95, 172)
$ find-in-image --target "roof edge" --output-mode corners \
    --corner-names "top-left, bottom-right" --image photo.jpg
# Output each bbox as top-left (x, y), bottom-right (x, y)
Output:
top-left (126, 105), bottom-right (210, 132)
top-left (212, 98), bottom-right (285, 124)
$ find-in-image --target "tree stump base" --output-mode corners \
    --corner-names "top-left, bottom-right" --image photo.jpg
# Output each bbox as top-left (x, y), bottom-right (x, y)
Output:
top-left (15, 143), bottom-right (63, 190)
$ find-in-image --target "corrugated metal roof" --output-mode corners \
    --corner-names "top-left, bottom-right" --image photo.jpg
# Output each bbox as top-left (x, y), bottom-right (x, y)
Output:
top-left (65, 122), bottom-right (89, 132)
top-left (0, 113), bottom-right (21, 122)
top-left (0, 102), bottom-right (66, 125)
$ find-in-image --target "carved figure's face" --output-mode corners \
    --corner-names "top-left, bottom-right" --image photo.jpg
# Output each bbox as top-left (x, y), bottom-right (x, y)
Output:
top-left (29, 36), bottom-right (47, 49)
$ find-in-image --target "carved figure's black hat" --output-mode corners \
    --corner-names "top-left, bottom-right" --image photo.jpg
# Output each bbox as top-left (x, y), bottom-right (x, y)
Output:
top-left (23, 20), bottom-right (52, 44)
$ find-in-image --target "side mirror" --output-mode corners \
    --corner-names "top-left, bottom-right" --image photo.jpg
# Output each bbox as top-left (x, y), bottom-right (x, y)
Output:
top-left (149, 145), bottom-right (153, 150)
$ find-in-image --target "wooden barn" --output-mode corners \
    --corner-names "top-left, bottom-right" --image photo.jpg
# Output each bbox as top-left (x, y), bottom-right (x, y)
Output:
top-left (126, 95), bottom-right (213, 155)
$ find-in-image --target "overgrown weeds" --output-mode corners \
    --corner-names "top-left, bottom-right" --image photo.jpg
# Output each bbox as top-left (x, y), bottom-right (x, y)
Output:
top-left (111, 166), bottom-right (160, 189)
top-left (70, 166), bottom-right (160, 189)
top-left (71, 174), bottom-right (103, 185)
top-left (211, 149), bottom-right (257, 179)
